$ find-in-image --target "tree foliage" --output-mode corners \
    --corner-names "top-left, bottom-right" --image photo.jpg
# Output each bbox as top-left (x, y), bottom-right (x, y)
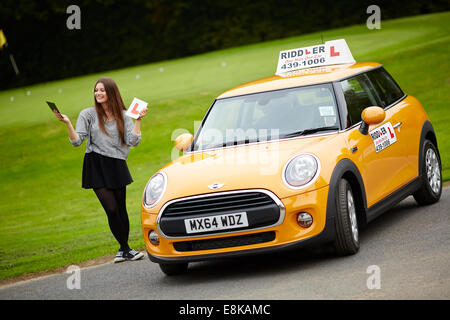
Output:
top-left (0, 0), bottom-right (448, 89)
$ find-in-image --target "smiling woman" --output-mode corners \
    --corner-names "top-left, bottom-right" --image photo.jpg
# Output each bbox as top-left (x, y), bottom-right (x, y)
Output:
top-left (53, 77), bottom-right (148, 263)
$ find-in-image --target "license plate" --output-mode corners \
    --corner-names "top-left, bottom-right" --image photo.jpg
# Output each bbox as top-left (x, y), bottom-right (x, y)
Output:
top-left (184, 212), bottom-right (249, 234)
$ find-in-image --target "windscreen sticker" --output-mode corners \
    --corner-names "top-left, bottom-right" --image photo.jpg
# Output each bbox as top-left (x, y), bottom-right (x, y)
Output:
top-left (319, 106), bottom-right (335, 116)
top-left (369, 121), bottom-right (397, 153)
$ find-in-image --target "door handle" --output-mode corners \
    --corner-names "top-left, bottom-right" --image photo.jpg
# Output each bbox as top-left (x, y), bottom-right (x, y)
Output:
top-left (393, 122), bottom-right (402, 129)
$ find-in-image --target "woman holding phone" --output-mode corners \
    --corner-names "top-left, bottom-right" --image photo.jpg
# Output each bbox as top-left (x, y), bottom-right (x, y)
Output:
top-left (54, 77), bottom-right (147, 263)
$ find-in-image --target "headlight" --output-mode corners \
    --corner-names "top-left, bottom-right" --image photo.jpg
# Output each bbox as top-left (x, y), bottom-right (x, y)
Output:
top-left (143, 172), bottom-right (167, 208)
top-left (283, 154), bottom-right (320, 189)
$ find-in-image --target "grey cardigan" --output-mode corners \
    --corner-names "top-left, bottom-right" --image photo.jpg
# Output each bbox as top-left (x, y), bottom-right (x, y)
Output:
top-left (70, 107), bottom-right (141, 160)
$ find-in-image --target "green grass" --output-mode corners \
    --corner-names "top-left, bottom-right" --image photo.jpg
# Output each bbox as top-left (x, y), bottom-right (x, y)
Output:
top-left (0, 12), bottom-right (449, 280)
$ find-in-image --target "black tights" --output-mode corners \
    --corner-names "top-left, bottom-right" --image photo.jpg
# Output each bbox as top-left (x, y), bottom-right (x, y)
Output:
top-left (94, 187), bottom-right (130, 252)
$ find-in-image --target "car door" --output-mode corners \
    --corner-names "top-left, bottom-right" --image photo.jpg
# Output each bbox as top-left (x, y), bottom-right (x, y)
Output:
top-left (339, 70), bottom-right (414, 207)
top-left (365, 66), bottom-right (417, 175)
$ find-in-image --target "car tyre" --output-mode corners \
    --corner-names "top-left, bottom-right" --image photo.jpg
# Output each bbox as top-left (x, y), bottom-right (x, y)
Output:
top-left (334, 179), bottom-right (360, 256)
top-left (413, 139), bottom-right (442, 206)
top-left (159, 263), bottom-right (188, 276)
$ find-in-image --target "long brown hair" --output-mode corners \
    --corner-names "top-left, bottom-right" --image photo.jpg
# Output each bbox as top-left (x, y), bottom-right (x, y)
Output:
top-left (94, 77), bottom-right (126, 144)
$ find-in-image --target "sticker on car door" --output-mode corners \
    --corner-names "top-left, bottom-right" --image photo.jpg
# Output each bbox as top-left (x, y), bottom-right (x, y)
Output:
top-left (369, 121), bottom-right (397, 153)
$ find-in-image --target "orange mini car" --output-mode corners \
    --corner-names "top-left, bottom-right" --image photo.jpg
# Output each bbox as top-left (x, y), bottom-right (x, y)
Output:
top-left (141, 60), bottom-right (442, 275)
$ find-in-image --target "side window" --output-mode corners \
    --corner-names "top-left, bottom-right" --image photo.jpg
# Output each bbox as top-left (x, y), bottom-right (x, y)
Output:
top-left (340, 74), bottom-right (378, 126)
top-left (366, 68), bottom-right (404, 108)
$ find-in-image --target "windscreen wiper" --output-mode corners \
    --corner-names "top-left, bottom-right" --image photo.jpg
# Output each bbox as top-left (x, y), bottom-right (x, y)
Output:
top-left (200, 137), bottom-right (260, 150)
top-left (282, 126), bottom-right (340, 138)
top-left (222, 137), bottom-right (260, 147)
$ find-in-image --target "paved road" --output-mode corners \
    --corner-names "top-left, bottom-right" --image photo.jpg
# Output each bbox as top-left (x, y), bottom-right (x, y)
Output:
top-left (1, 187), bottom-right (449, 300)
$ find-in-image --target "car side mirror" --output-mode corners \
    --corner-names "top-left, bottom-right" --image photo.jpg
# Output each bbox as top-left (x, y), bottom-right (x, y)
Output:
top-left (174, 133), bottom-right (194, 151)
top-left (359, 106), bottom-right (386, 135)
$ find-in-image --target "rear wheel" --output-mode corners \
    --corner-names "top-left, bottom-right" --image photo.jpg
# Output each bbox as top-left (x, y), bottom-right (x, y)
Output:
top-left (159, 263), bottom-right (188, 276)
top-left (413, 140), bottom-right (442, 205)
top-left (334, 179), bottom-right (360, 256)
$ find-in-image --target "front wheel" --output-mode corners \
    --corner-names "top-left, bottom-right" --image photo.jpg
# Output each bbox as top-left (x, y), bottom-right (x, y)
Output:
top-left (334, 179), bottom-right (360, 256)
top-left (413, 140), bottom-right (442, 206)
top-left (159, 263), bottom-right (188, 276)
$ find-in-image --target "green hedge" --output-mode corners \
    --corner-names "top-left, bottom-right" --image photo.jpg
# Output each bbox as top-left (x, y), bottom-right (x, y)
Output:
top-left (1, 0), bottom-right (448, 89)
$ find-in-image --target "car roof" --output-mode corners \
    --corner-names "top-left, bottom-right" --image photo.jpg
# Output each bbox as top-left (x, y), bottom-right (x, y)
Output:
top-left (217, 62), bottom-right (382, 99)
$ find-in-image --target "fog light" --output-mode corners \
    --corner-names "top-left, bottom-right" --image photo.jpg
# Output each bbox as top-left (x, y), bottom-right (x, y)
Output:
top-left (297, 213), bottom-right (313, 228)
top-left (149, 230), bottom-right (160, 245)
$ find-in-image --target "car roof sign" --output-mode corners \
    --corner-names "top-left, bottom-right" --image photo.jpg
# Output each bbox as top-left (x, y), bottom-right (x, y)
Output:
top-left (275, 39), bottom-right (355, 75)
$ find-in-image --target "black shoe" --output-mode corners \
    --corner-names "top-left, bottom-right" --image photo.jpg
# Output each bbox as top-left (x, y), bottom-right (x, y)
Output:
top-left (123, 249), bottom-right (144, 261)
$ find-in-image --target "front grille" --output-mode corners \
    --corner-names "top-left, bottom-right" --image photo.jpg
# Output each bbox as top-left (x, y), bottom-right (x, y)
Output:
top-left (163, 192), bottom-right (275, 217)
top-left (173, 231), bottom-right (276, 252)
top-left (159, 191), bottom-right (282, 237)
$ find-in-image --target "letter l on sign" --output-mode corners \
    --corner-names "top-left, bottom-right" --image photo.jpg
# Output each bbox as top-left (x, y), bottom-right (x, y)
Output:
top-left (330, 46), bottom-right (340, 57)
top-left (131, 103), bottom-right (139, 115)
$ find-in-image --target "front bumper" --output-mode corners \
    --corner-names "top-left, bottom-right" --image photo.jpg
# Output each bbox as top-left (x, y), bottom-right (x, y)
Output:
top-left (142, 185), bottom-right (332, 264)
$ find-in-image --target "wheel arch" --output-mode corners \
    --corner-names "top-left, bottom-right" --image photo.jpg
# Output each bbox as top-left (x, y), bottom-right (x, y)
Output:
top-left (327, 158), bottom-right (368, 230)
top-left (418, 120), bottom-right (439, 176)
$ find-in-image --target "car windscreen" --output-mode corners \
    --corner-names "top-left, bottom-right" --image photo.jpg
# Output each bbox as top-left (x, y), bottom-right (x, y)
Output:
top-left (192, 83), bottom-right (339, 151)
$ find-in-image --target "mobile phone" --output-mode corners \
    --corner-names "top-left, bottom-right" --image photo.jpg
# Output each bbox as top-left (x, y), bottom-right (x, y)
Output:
top-left (46, 101), bottom-right (61, 115)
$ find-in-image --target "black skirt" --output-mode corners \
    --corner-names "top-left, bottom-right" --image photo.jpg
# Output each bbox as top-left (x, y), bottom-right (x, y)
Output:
top-left (82, 152), bottom-right (133, 189)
